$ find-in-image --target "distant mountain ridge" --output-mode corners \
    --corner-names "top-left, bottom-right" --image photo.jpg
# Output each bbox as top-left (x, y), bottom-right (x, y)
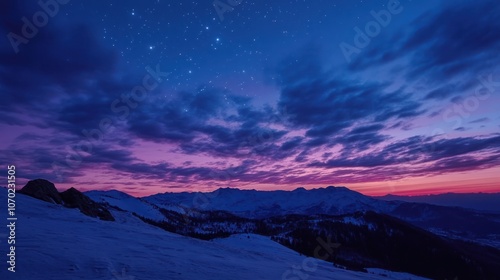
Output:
top-left (143, 186), bottom-right (500, 249)
top-left (143, 186), bottom-right (393, 218)
top-left (377, 192), bottom-right (500, 213)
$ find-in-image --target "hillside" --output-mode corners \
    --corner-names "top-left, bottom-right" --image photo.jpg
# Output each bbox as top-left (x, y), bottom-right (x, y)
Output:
top-left (0, 188), bottom-right (427, 280)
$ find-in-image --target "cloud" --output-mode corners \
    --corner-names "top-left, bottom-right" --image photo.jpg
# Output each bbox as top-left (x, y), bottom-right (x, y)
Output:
top-left (109, 159), bottom-right (258, 185)
top-left (275, 49), bottom-right (424, 149)
top-left (469, 117), bottom-right (489, 124)
top-left (309, 134), bottom-right (500, 175)
top-left (0, 25), bottom-right (118, 111)
top-left (350, 124), bottom-right (384, 134)
top-left (124, 85), bottom-right (295, 160)
top-left (350, 0), bottom-right (500, 92)
top-left (424, 85), bottom-right (458, 100)
top-left (417, 135), bottom-right (500, 161)
top-left (0, 2), bottom-right (134, 143)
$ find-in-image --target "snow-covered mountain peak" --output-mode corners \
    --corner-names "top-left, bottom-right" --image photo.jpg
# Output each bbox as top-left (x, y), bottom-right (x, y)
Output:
top-left (86, 189), bottom-right (134, 199)
top-left (86, 189), bottom-right (167, 222)
top-left (144, 185), bottom-right (381, 218)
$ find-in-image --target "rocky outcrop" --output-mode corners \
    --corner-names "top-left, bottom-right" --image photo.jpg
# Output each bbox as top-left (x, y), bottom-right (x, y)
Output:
top-left (19, 179), bottom-right (114, 221)
top-left (19, 179), bottom-right (63, 204)
top-left (60, 188), bottom-right (115, 221)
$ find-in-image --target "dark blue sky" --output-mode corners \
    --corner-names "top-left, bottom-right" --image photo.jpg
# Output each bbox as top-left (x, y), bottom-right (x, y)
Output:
top-left (1, 0), bottom-right (499, 196)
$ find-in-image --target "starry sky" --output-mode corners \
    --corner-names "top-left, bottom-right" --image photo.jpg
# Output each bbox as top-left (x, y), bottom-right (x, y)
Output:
top-left (1, 0), bottom-right (499, 196)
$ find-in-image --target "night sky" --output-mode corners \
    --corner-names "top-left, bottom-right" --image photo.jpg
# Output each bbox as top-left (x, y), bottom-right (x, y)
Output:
top-left (1, 0), bottom-right (499, 196)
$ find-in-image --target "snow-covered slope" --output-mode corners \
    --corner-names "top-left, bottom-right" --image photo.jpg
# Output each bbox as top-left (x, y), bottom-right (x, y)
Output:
top-left (86, 189), bottom-right (168, 221)
top-left (144, 186), bottom-right (392, 218)
top-left (0, 190), bottom-right (428, 280)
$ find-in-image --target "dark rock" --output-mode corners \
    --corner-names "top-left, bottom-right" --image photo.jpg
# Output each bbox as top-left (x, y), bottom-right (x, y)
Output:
top-left (19, 179), bottom-right (63, 204)
top-left (60, 188), bottom-right (115, 221)
top-left (19, 179), bottom-right (114, 221)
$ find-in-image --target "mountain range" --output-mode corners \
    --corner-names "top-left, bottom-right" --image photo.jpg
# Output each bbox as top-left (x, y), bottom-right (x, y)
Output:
top-left (377, 193), bottom-right (500, 213)
top-left (92, 184), bottom-right (500, 279)
top-left (5, 179), bottom-right (500, 280)
top-left (140, 186), bottom-right (500, 249)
